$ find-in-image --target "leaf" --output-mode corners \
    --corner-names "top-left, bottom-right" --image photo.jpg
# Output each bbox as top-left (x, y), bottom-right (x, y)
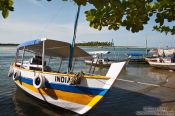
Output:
top-left (2, 9), bottom-right (8, 18)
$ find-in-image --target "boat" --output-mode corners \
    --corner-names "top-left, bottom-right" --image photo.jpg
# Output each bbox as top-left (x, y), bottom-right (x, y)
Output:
top-left (149, 48), bottom-right (175, 57)
top-left (84, 51), bottom-right (113, 67)
top-left (145, 57), bottom-right (175, 70)
top-left (8, 38), bottom-right (126, 114)
top-left (127, 53), bottom-right (148, 64)
top-left (85, 50), bottom-right (128, 67)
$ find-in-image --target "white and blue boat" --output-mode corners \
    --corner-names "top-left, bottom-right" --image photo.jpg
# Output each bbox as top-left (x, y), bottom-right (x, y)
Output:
top-left (8, 38), bottom-right (126, 114)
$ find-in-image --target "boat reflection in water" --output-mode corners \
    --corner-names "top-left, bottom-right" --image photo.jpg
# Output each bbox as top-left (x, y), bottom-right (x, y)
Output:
top-left (12, 88), bottom-right (76, 116)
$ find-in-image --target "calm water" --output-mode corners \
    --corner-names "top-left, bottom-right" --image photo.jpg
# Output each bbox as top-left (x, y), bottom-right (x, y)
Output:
top-left (0, 46), bottom-right (173, 116)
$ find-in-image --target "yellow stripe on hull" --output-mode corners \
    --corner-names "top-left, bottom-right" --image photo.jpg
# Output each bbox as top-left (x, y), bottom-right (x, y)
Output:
top-left (87, 95), bottom-right (103, 107)
top-left (16, 81), bottom-right (103, 107)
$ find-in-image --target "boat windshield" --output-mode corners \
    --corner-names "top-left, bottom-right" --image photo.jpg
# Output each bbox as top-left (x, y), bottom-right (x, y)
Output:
top-left (15, 41), bottom-right (91, 73)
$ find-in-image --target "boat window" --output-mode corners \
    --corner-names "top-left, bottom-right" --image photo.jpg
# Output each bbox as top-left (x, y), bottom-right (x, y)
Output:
top-left (15, 49), bottom-right (104, 74)
top-left (23, 51), bottom-right (35, 63)
top-left (44, 56), bottom-right (61, 72)
top-left (70, 58), bottom-right (90, 73)
top-left (44, 57), bottom-right (90, 74)
top-left (16, 50), bottom-right (24, 64)
top-left (45, 57), bottom-right (77, 73)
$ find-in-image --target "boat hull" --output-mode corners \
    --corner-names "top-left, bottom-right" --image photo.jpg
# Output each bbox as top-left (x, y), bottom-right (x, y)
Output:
top-left (11, 62), bottom-right (126, 114)
top-left (148, 61), bottom-right (175, 70)
top-left (145, 57), bottom-right (175, 70)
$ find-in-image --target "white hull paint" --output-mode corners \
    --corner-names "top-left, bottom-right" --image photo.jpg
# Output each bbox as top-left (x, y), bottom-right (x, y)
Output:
top-left (15, 81), bottom-right (89, 114)
top-left (12, 61), bottom-right (126, 114)
top-left (148, 61), bottom-right (175, 70)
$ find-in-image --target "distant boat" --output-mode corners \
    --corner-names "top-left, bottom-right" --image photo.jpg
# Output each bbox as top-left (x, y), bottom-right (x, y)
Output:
top-left (8, 39), bottom-right (126, 114)
top-left (127, 53), bottom-right (148, 64)
top-left (149, 48), bottom-right (175, 57)
top-left (145, 57), bottom-right (175, 70)
top-left (85, 51), bottom-right (128, 67)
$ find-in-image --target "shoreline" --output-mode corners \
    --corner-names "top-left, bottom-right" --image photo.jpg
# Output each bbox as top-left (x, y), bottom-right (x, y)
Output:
top-left (0, 44), bottom-right (155, 49)
top-left (0, 44), bottom-right (18, 46)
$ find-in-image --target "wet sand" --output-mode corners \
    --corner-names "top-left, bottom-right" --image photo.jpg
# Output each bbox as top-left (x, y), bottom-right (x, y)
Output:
top-left (86, 64), bottom-right (175, 116)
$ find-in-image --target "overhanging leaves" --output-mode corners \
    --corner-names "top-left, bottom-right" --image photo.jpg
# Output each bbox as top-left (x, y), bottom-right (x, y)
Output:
top-left (0, 0), bottom-right (14, 18)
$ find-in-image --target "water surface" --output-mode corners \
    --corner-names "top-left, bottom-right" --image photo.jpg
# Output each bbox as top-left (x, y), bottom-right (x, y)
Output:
top-left (0, 46), bottom-right (174, 116)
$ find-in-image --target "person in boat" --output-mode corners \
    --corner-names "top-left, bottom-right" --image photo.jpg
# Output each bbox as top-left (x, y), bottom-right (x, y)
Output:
top-left (162, 50), bottom-right (165, 58)
top-left (30, 55), bottom-right (42, 65)
top-left (171, 52), bottom-right (175, 63)
top-left (30, 55), bottom-right (51, 71)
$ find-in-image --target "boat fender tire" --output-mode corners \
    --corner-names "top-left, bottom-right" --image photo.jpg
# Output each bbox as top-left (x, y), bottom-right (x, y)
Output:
top-left (8, 66), bottom-right (14, 77)
top-left (33, 75), bottom-right (45, 89)
top-left (13, 71), bottom-right (21, 81)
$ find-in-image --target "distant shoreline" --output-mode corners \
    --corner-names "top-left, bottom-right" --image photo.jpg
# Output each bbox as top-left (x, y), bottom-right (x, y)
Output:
top-left (0, 44), bottom-right (153, 48)
top-left (79, 46), bottom-right (153, 49)
top-left (0, 43), bottom-right (154, 48)
top-left (0, 44), bottom-right (19, 46)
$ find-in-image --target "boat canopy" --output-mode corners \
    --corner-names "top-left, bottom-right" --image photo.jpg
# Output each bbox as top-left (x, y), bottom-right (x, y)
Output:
top-left (17, 38), bottom-right (91, 58)
top-left (88, 51), bottom-right (110, 55)
top-left (127, 53), bottom-right (144, 57)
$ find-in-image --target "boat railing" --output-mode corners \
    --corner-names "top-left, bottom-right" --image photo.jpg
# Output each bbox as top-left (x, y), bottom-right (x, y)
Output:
top-left (13, 62), bottom-right (110, 79)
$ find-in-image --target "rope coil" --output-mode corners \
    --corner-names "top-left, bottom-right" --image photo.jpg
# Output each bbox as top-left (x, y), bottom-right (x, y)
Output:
top-left (70, 71), bottom-right (84, 85)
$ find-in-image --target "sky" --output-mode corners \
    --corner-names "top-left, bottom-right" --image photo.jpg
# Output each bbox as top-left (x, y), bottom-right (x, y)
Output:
top-left (0, 0), bottom-right (175, 48)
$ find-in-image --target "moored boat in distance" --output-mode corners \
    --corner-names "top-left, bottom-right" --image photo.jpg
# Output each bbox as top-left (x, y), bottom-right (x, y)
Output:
top-left (145, 57), bottom-right (175, 70)
top-left (127, 53), bottom-right (147, 64)
top-left (85, 51), bottom-right (128, 67)
top-left (8, 38), bottom-right (126, 114)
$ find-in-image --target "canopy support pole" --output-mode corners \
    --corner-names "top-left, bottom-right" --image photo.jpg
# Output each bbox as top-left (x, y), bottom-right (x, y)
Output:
top-left (71, 58), bottom-right (76, 73)
top-left (20, 47), bottom-right (25, 68)
top-left (89, 59), bottom-right (93, 73)
top-left (92, 57), bottom-right (99, 74)
top-left (42, 40), bottom-right (45, 72)
top-left (48, 56), bottom-right (51, 66)
top-left (146, 38), bottom-right (148, 55)
top-left (58, 58), bottom-right (62, 72)
top-left (14, 49), bottom-right (19, 64)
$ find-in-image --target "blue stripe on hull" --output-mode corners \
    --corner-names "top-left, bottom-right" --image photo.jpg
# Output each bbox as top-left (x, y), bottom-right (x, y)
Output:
top-left (19, 77), bottom-right (108, 96)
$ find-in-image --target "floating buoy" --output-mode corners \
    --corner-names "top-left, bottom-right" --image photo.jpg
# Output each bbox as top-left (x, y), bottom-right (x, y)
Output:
top-left (33, 75), bottom-right (45, 89)
top-left (8, 66), bottom-right (14, 77)
top-left (13, 71), bottom-right (21, 81)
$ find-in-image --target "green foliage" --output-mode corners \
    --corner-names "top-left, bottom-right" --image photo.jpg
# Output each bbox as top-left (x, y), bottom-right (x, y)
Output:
top-left (0, 0), bottom-right (14, 18)
top-left (76, 41), bottom-right (113, 46)
top-left (1, 0), bottom-right (175, 35)
top-left (58, 0), bottom-right (175, 35)
top-left (152, 0), bottom-right (175, 35)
